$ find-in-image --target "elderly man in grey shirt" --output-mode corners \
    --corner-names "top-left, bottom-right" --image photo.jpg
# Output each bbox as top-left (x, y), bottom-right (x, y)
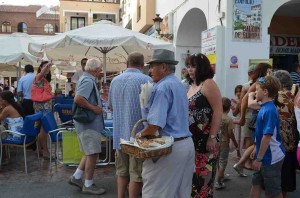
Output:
top-left (68, 58), bottom-right (105, 195)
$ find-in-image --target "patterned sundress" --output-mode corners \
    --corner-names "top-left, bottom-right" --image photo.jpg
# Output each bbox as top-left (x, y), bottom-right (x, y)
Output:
top-left (1, 117), bottom-right (24, 142)
top-left (189, 90), bottom-right (219, 198)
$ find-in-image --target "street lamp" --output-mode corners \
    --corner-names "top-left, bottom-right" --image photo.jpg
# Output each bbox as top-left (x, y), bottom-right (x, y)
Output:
top-left (153, 14), bottom-right (163, 35)
top-left (152, 14), bottom-right (173, 40)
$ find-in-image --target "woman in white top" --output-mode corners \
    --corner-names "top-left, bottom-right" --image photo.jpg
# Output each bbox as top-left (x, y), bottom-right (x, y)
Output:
top-left (0, 91), bottom-right (24, 165)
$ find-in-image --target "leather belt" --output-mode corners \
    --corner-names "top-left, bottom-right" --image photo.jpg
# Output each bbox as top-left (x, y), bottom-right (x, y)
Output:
top-left (174, 137), bottom-right (189, 142)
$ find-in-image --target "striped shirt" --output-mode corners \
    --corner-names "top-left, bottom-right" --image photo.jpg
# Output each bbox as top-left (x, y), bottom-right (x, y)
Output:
top-left (109, 68), bottom-right (152, 149)
top-left (290, 72), bottom-right (300, 85)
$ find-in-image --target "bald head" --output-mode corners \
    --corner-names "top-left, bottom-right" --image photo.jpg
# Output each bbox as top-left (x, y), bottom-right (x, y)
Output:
top-left (127, 52), bottom-right (144, 68)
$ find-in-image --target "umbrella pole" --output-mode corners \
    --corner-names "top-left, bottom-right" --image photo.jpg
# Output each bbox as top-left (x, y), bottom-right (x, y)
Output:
top-left (103, 53), bottom-right (107, 83)
top-left (17, 62), bottom-right (21, 81)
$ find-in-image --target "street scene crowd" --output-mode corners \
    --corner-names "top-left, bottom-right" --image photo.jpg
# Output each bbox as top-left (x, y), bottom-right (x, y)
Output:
top-left (1, 49), bottom-right (300, 198)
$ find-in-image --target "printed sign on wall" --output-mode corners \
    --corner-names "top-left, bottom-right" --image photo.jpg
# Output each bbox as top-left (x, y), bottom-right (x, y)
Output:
top-left (233, 0), bottom-right (262, 41)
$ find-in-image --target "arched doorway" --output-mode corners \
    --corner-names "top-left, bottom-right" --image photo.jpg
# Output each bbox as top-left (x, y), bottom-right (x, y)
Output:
top-left (175, 8), bottom-right (207, 77)
top-left (269, 0), bottom-right (300, 72)
top-left (17, 22), bottom-right (28, 33)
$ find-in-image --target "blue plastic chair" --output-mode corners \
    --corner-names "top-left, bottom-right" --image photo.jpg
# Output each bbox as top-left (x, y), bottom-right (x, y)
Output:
top-left (53, 104), bottom-right (73, 125)
top-left (41, 110), bottom-right (76, 167)
top-left (61, 99), bottom-right (74, 105)
top-left (0, 112), bottom-right (43, 174)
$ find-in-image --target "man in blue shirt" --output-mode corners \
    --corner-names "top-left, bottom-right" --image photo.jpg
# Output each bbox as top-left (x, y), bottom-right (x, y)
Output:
top-left (17, 64), bottom-right (35, 116)
top-left (250, 76), bottom-right (285, 198)
top-left (109, 52), bottom-right (152, 198)
top-left (135, 49), bottom-right (195, 198)
top-left (68, 58), bottom-right (105, 195)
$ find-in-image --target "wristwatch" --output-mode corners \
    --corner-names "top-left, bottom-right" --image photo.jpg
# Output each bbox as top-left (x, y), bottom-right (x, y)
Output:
top-left (256, 157), bottom-right (263, 162)
top-left (210, 134), bottom-right (217, 139)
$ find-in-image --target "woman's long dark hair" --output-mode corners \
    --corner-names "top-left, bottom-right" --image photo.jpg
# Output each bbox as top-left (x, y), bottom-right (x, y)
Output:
top-left (252, 63), bottom-right (271, 83)
top-left (38, 61), bottom-right (51, 82)
top-left (185, 53), bottom-right (214, 85)
top-left (1, 91), bottom-right (24, 117)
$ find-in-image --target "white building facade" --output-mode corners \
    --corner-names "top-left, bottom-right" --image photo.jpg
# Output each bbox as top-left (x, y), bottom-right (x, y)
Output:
top-left (155, 0), bottom-right (300, 99)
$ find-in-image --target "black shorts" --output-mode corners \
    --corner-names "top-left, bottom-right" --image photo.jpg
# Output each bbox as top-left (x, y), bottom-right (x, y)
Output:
top-left (281, 152), bottom-right (297, 192)
top-left (22, 99), bottom-right (34, 116)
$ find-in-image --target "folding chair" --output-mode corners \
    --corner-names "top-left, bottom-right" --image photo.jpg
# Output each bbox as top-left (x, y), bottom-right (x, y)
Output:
top-left (53, 104), bottom-right (73, 126)
top-left (97, 120), bottom-right (114, 166)
top-left (0, 112), bottom-right (43, 174)
top-left (41, 111), bottom-right (73, 167)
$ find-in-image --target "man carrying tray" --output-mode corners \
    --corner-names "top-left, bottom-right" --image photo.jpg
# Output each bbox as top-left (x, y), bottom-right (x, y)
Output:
top-left (109, 52), bottom-right (152, 198)
top-left (135, 49), bottom-right (195, 198)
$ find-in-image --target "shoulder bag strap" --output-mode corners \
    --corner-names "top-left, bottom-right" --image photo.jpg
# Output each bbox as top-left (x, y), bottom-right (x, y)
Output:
top-left (92, 82), bottom-right (98, 105)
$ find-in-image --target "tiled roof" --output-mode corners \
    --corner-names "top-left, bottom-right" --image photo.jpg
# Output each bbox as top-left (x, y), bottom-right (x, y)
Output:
top-left (0, 5), bottom-right (42, 13)
top-left (37, 13), bottom-right (59, 20)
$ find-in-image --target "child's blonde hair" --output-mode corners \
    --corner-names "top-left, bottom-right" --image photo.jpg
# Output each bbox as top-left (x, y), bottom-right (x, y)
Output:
top-left (257, 75), bottom-right (281, 98)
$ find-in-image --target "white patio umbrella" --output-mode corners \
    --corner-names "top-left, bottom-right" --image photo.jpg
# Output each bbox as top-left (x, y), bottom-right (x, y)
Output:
top-left (29, 20), bottom-right (173, 82)
top-left (0, 33), bottom-right (44, 80)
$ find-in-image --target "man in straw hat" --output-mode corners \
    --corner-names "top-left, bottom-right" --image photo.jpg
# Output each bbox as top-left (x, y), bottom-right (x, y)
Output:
top-left (135, 49), bottom-right (195, 197)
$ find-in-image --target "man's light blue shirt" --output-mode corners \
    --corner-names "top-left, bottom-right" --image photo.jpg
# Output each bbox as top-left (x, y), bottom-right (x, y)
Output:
top-left (74, 72), bottom-right (104, 134)
top-left (17, 73), bottom-right (35, 99)
top-left (109, 68), bottom-right (152, 149)
top-left (146, 74), bottom-right (192, 138)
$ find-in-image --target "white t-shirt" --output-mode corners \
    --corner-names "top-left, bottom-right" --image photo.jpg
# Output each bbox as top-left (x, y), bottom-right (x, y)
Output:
top-left (71, 70), bottom-right (84, 84)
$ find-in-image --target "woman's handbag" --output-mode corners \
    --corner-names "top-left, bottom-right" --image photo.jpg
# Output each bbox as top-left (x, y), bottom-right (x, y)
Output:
top-left (72, 83), bottom-right (97, 123)
top-left (31, 77), bottom-right (52, 102)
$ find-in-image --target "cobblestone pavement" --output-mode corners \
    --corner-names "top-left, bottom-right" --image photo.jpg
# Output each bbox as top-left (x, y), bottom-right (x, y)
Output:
top-left (0, 149), bottom-right (299, 198)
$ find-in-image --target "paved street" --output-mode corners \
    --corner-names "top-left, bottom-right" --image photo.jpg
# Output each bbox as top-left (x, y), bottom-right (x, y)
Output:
top-left (0, 149), bottom-right (299, 198)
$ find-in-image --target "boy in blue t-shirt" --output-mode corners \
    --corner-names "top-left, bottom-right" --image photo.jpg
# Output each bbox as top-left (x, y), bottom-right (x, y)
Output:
top-left (250, 76), bottom-right (285, 198)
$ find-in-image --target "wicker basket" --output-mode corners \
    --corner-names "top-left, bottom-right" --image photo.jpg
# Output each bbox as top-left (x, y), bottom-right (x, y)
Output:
top-left (120, 119), bottom-right (172, 159)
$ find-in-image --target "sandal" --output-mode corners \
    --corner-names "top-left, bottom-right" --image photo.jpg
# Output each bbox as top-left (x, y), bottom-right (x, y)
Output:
top-left (42, 155), bottom-right (56, 160)
top-left (233, 164), bottom-right (248, 177)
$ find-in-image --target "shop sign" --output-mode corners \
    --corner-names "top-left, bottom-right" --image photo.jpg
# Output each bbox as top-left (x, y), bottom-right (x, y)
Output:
top-left (270, 35), bottom-right (300, 55)
top-left (233, 0), bottom-right (262, 42)
top-left (230, 56), bottom-right (238, 68)
top-left (249, 59), bottom-right (273, 68)
top-left (202, 27), bottom-right (217, 55)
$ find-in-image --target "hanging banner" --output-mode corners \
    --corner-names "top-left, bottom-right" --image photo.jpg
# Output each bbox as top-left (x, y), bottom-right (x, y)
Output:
top-left (233, 0), bottom-right (262, 42)
top-left (202, 27), bottom-right (217, 55)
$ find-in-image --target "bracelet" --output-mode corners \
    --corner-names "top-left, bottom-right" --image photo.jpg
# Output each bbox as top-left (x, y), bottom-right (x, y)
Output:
top-left (256, 157), bottom-right (263, 162)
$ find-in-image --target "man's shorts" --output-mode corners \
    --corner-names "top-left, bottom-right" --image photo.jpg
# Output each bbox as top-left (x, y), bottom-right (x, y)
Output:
top-left (115, 149), bottom-right (143, 182)
top-left (252, 159), bottom-right (284, 197)
top-left (219, 147), bottom-right (229, 169)
top-left (77, 129), bottom-right (101, 155)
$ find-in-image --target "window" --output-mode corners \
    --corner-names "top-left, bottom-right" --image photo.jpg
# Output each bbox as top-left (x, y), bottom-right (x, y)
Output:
top-left (137, 0), bottom-right (141, 22)
top-left (71, 17), bottom-right (85, 30)
top-left (1, 22), bottom-right (11, 33)
top-left (17, 22), bottom-right (28, 33)
top-left (44, 24), bottom-right (54, 33)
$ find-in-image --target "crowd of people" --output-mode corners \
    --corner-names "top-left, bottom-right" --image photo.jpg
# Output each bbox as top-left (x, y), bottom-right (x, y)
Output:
top-left (1, 48), bottom-right (300, 197)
